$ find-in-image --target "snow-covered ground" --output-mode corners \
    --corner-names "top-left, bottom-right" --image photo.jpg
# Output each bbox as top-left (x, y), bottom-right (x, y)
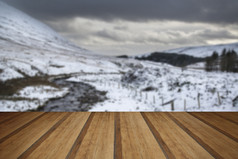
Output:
top-left (67, 63), bottom-right (238, 112)
top-left (0, 1), bottom-right (237, 112)
top-left (0, 85), bottom-right (68, 112)
top-left (14, 85), bottom-right (68, 100)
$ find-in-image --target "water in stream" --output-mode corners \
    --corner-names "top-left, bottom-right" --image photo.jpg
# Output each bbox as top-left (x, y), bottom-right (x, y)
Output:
top-left (39, 78), bottom-right (107, 111)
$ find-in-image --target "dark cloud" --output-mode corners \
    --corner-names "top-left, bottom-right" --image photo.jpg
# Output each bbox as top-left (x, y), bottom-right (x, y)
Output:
top-left (2, 0), bottom-right (238, 24)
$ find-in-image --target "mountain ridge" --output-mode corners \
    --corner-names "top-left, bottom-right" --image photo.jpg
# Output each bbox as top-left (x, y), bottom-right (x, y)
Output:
top-left (162, 42), bottom-right (238, 57)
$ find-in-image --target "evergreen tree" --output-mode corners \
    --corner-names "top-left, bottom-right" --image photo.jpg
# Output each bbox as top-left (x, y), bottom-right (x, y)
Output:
top-left (221, 48), bottom-right (226, 57)
top-left (211, 51), bottom-right (219, 59)
top-left (205, 57), bottom-right (213, 71)
top-left (205, 51), bottom-right (219, 71)
top-left (206, 49), bottom-right (238, 73)
top-left (220, 51), bottom-right (227, 72)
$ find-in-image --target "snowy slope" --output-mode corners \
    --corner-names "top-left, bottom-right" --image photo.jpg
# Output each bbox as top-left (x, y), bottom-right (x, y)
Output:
top-left (67, 61), bottom-right (238, 112)
top-left (0, 1), bottom-right (89, 54)
top-left (0, 1), bottom-right (121, 80)
top-left (163, 43), bottom-right (238, 57)
top-left (0, 1), bottom-right (124, 111)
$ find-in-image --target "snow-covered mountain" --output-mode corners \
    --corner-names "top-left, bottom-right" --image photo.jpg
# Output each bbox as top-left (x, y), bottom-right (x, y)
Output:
top-left (163, 43), bottom-right (238, 57)
top-left (0, 1), bottom-right (90, 54)
top-left (0, 1), bottom-right (120, 80)
top-left (0, 1), bottom-right (237, 112)
top-left (132, 43), bottom-right (238, 67)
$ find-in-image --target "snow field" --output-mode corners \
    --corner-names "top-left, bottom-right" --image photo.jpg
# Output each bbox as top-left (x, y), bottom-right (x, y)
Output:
top-left (0, 85), bottom-right (68, 111)
top-left (67, 68), bottom-right (238, 112)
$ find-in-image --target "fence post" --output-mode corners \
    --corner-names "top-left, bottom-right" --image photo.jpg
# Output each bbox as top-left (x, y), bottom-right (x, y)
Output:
top-left (171, 101), bottom-right (174, 111)
top-left (184, 99), bottom-right (186, 111)
top-left (197, 93), bottom-right (201, 109)
top-left (217, 92), bottom-right (221, 105)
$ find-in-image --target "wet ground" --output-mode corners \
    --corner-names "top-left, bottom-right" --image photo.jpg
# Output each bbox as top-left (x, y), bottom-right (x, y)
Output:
top-left (38, 78), bottom-right (107, 111)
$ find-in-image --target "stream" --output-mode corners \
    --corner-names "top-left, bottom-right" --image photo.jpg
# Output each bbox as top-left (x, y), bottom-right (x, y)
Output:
top-left (38, 78), bottom-right (107, 111)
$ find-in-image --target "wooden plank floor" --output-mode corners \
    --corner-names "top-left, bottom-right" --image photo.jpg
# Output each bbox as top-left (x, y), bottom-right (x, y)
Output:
top-left (0, 112), bottom-right (238, 159)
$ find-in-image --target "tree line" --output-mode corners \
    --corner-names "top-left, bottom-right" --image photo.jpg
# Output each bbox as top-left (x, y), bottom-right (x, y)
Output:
top-left (205, 49), bottom-right (238, 73)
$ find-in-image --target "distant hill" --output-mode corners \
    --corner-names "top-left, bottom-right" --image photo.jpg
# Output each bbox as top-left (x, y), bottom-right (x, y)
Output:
top-left (133, 52), bottom-right (205, 67)
top-left (163, 43), bottom-right (238, 57)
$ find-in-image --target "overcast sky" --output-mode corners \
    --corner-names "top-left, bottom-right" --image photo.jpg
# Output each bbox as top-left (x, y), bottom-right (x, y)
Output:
top-left (2, 0), bottom-right (238, 56)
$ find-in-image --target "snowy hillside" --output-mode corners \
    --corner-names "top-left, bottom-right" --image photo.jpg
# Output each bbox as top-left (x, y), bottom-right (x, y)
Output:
top-left (68, 62), bottom-right (238, 112)
top-left (0, 1), bottom-right (238, 112)
top-left (0, 1), bottom-right (89, 54)
top-left (163, 43), bottom-right (238, 57)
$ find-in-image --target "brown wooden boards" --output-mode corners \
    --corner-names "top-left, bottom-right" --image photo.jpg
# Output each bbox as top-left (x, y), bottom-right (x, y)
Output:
top-left (120, 112), bottom-right (166, 159)
top-left (143, 112), bottom-right (214, 159)
top-left (0, 112), bottom-right (22, 123)
top-left (0, 112), bottom-right (44, 142)
top-left (71, 112), bottom-right (115, 159)
top-left (169, 112), bottom-right (238, 159)
top-left (0, 112), bottom-right (67, 159)
top-left (0, 112), bottom-right (237, 159)
top-left (20, 112), bottom-right (90, 159)
top-left (190, 112), bottom-right (238, 142)
top-left (215, 112), bottom-right (238, 124)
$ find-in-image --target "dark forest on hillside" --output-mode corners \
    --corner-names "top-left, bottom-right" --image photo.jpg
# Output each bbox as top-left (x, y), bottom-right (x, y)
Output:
top-left (206, 49), bottom-right (238, 72)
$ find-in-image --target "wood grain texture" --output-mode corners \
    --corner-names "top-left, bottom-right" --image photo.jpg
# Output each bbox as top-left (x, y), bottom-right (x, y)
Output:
top-left (141, 112), bottom-right (175, 159)
top-left (144, 112), bottom-right (213, 159)
top-left (66, 113), bottom-right (95, 159)
top-left (21, 112), bottom-right (90, 159)
top-left (0, 112), bottom-right (44, 141)
top-left (0, 112), bottom-right (22, 123)
top-left (190, 112), bottom-right (238, 142)
top-left (72, 112), bottom-right (115, 159)
top-left (0, 112), bottom-right (66, 159)
top-left (215, 112), bottom-right (238, 124)
top-left (0, 112), bottom-right (237, 159)
top-left (114, 112), bottom-right (122, 159)
top-left (169, 112), bottom-right (238, 159)
top-left (120, 112), bottom-right (166, 159)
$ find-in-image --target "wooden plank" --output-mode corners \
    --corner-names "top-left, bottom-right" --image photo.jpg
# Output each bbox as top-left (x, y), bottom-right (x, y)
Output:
top-left (0, 112), bottom-right (237, 159)
top-left (142, 113), bottom-right (175, 159)
top-left (0, 113), bottom-right (22, 123)
top-left (20, 112), bottom-right (90, 159)
top-left (72, 113), bottom-right (115, 159)
top-left (0, 112), bottom-right (44, 141)
top-left (190, 112), bottom-right (238, 142)
top-left (120, 112), bottom-right (166, 159)
top-left (143, 113), bottom-right (213, 159)
top-left (0, 112), bottom-right (67, 159)
top-left (66, 113), bottom-right (95, 159)
top-left (169, 113), bottom-right (238, 159)
top-left (114, 113), bottom-right (122, 159)
top-left (215, 112), bottom-right (238, 124)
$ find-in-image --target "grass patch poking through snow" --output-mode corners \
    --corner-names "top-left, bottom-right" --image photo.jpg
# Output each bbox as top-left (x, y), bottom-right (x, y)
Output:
top-left (0, 76), bottom-right (58, 96)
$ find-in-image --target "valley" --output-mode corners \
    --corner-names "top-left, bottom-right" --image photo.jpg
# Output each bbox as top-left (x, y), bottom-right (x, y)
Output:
top-left (0, 1), bottom-right (238, 112)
